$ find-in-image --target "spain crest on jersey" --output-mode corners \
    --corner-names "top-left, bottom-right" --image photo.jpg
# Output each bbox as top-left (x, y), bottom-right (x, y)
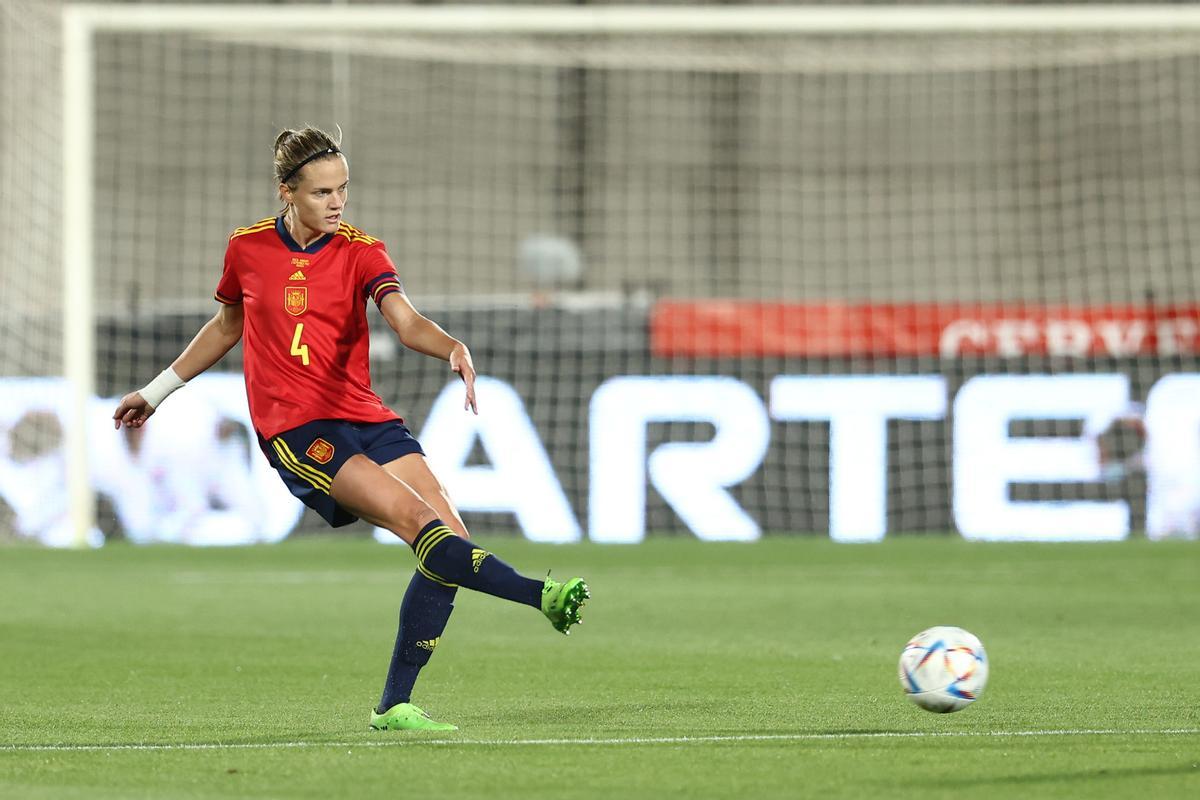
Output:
top-left (306, 438), bottom-right (335, 464)
top-left (284, 286), bottom-right (308, 316)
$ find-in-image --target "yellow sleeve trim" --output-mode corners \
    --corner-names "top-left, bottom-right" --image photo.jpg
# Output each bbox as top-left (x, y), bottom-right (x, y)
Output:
top-left (230, 217), bottom-right (276, 240)
top-left (335, 221), bottom-right (380, 246)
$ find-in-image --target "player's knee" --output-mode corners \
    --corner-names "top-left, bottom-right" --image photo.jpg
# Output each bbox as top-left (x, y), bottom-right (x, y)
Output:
top-left (439, 493), bottom-right (471, 539)
top-left (384, 494), bottom-right (437, 536)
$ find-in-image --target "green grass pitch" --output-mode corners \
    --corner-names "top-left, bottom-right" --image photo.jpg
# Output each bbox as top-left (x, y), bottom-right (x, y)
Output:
top-left (1, 537), bottom-right (1197, 799)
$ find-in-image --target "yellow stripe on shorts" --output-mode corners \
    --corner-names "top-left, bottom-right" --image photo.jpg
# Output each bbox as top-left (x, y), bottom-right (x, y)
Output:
top-left (271, 439), bottom-right (332, 494)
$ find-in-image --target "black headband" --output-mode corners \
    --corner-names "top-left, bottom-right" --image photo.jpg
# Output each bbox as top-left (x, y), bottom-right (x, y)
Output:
top-left (280, 146), bottom-right (341, 185)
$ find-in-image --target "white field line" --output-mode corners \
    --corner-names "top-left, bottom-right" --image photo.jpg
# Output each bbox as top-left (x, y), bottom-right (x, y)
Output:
top-left (2, 728), bottom-right (1197, 753)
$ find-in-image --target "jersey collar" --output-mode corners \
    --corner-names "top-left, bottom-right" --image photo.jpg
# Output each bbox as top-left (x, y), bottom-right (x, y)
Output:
top-left (275, 216), bottom-right (334, 254)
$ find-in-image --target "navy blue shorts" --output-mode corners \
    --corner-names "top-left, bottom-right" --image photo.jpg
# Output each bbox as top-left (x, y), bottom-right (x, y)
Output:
top-left (261, 418), bottom-right (425, 527)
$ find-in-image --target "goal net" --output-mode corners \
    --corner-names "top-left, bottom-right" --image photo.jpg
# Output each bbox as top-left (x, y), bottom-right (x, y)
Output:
top-left (9, 4), bottom-right (1200, 545)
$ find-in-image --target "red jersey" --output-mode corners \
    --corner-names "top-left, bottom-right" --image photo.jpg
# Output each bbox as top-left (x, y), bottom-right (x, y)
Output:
top-left (215, 216), bottom-right (404, 439)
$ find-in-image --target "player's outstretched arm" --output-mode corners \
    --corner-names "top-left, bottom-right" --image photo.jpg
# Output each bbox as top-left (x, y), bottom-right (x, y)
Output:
top-left (112, 303), bottom-right (245, 429)
top-left (379, 292), bottom-right (477, 414)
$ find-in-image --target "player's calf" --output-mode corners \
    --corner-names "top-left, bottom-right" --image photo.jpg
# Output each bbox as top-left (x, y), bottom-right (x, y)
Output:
top-left (377, 572), bottom-right (457, 714)
top-left (410, 520), bottom-right (543, 609)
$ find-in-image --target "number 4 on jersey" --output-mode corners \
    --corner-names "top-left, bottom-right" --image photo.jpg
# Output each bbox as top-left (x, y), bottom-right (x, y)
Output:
top-left (291, 323), bottom-right (310, 366)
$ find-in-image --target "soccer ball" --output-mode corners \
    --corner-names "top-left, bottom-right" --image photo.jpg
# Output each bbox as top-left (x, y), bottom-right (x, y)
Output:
top-left (898, 626), bottom-right (988, 713)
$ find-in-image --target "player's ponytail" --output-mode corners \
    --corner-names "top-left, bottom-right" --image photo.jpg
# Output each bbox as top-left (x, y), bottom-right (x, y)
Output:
top-left (273, 124), bottom-right (345, 211)
top-left (273, 129), bottom-right (297, 160)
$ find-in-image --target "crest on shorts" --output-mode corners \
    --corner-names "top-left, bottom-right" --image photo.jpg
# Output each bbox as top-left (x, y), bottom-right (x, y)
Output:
top-left (306, 438), bottom-right (334, 464)
top-left (285, 286), bottom-right (308, 316)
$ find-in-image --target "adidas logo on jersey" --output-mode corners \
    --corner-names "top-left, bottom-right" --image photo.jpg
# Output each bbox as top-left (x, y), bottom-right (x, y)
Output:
top-left (416, 638), bottom-right (440, 652)
top-left (289, 269), bottom-right (307, 281)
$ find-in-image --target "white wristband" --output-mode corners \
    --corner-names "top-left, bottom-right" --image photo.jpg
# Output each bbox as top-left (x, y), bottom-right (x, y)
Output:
top-left (140, 367), bottom-right (186, 409)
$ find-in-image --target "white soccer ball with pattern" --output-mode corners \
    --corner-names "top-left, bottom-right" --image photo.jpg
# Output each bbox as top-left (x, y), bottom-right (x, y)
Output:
top-left (898, 626), bottom-right (988, 713)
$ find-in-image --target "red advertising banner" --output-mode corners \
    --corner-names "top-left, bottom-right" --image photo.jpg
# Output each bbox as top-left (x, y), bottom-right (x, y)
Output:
top-left (650, 302), bottom-right (1200, 358)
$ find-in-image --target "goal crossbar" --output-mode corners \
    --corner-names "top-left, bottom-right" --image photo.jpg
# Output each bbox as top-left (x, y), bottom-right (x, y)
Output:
top-left (64, 4), bottom-right (1200, 34)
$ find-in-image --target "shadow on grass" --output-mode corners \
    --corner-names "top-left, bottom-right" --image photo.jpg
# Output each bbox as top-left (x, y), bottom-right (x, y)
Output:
top-left (922, 763), bottom-right (1199, 788)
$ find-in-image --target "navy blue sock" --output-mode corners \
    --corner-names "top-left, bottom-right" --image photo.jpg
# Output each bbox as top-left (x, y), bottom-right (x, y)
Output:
top-left (412, 521), bottom-right (542, 608)
top-left (376, 571), bottom-right (457, 713)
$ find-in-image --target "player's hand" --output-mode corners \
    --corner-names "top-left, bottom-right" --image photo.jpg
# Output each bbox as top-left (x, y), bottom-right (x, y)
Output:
top-left (449, 342), bottom-right (478, 414)
top-left (112, 391), bottom-right (156, 429)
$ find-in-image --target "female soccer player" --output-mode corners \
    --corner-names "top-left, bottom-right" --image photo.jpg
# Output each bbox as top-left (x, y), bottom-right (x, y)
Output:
top-left (112, 126), bottom-right (589, 732)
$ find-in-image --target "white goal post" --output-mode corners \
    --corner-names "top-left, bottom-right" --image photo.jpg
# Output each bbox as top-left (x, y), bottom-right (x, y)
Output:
top-left (60, 4), bottom-right (1200, 546)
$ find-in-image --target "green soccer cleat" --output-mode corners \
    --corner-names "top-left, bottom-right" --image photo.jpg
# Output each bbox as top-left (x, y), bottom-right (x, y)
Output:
top-left (369, 702), bottom-right (458, 732)
top-left (541, 575), bottom-right (590, 635)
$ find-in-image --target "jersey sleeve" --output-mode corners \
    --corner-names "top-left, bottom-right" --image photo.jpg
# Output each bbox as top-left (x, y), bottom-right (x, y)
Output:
top-left (214, 239), bottom-right (244, 305)
top-left (359, 243), bottom-right (405, 309)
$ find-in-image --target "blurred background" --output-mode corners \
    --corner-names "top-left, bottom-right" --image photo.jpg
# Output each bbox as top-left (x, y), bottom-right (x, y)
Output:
top-left (3, 0), bottom-right (1199, 546)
